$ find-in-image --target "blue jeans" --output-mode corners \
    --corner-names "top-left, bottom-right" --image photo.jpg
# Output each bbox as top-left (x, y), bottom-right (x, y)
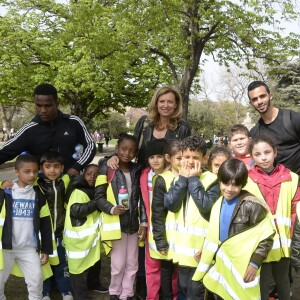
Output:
top-left (43, 237), bottom-right (72, 296)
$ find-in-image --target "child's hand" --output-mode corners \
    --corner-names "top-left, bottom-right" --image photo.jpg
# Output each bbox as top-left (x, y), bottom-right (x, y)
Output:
top-left (243, 264), bottom-right (257, 282)
top-left (179, 159), bottom-right (190, 178)
top-left (138, 225), bottom-right (147, 242)
top-left (194, 250), bottom-right (202, 262)
top-left (189, 161), bottom-right (202, 177)
top-left (67, 168), bottom-right (79, 176)
top-left (40, 253), bottom-right (49, 265)
top-left (1, 180), bottom-right (13, 189)
top-left (113, 205), bottom-right (125, 215)
top-left (107, 156), bottom-right (119, 170)
top-left (159, 249), bottom-right (168, 256)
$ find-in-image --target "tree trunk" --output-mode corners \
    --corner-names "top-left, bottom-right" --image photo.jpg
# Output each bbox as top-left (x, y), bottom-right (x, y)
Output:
top-left (0, 104), bottom-right (17, 131)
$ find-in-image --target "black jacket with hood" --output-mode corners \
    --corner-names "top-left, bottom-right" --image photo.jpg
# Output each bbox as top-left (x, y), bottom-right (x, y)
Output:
top-left (65, 174), bottom-right (99, 227)
top-left (38, 175), bottom-right (67, 238)
top-left (0, 186), bottom-right (53, 255)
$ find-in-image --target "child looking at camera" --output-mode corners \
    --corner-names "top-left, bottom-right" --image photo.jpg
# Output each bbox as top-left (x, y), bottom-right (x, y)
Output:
top-left (207, 146), bottom-right (232, 175)
top-left (245, 136), bottom-right (300, 300)
top-left (164, 135), bottom-right (220, 300)
top-left (193, 158), bottom-right (274, 300)
top-left (149, 139), bottom-right (182, 299)
top-left (38, 151), bottom-right (73, 300)
top-left (0, 154), bottom-right (53, 299)
top-left (140, 139), bottom-right (167, 300)
top-left (95, 133), bottom-right (147, 300)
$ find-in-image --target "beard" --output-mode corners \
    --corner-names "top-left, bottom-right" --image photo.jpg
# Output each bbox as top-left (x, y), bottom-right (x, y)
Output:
top-left (256, 98), bottom-right (271, 114)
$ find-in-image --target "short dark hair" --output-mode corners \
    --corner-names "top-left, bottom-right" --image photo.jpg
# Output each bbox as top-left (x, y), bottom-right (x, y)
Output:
top-left (249, 136), bottom-right (276, 155)
top-left (15, 154), bottom-right (38, 170)
top-left (228, 124), bottom-right (250, 141)
top-left (182, 135), bottom-right (207, 156)
top-left (34, 83), bottom-right (58, 100)
top-left (218, 158), bottom-right (248, 187)
top-left (117, 132), bottom-right (138, 146)
top-left (165, 138), bottom-right (182, 157)
top-left (83, 164), bottom-right (99, 176)
top-left (208, 147), bottom-right (232, 170)
top-left (40, 151), bottom-right (64, 166)
top-left (247, 81), bottom-right (270, 95)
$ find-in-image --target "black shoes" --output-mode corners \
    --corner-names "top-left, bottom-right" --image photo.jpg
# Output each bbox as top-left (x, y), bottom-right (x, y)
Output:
top-left (89, 283), bottom-right (109, 293)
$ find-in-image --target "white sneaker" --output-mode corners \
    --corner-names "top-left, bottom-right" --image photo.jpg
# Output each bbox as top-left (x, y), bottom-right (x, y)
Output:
top-left (62, 292), bottom-right (74, 300)
top-left (42, 296), bottom-right (51, 300)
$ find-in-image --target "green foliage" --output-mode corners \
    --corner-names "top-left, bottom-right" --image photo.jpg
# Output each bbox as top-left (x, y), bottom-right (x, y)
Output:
top-left (97, 111), bottom-right (127, 139)
top-left (272, 59), bottom-right (300, 112)
top-left (188, 99), bottom-right (247, 138)
top-left (0, 0), bottom-right (299, 125)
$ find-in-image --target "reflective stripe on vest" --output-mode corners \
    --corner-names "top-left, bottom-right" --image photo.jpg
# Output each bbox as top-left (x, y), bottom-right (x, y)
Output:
top-left (244, 173), bottom-right (298, 261)
top-left (148, 171), bottom-right (176, 260)
top-left (193, 196), bottom-right (275, 300)
top-left (296, 202), bottom-right (300, 220)
top-left (66, 232), bottom-right (100, 258)
top-left (0, 197), bottom-right (54, 280)
top-left (37, 203), bottom-right (59, 266)
top-left (64, 189), bottom-right (101, 274)
top-left (64, 218), bottom-right (100, 239)
top-left (173, 171), bottom-right (217, 267)
top-left (0, 202), bottom-right (6, 270)
top-left (95, 175), bottom-right (121, 255)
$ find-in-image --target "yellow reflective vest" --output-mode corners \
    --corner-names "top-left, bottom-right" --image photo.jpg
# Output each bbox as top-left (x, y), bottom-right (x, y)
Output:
top-left (48, 174), bottom-right (70, 267)
top-left (193, 196), bottom-right (275, 300)
top-left (0, 185), bottom-right (55, 280)
top-left (63, 189), bottom-right (101, 274)
top-left (173, 171), bottom-right (217, 267)
top-left (148, 171), bottom-right (176, 260)
top-left (95, 175), bottom-right (121, 255)
top-left (244, 173), bottom-right (298, 262)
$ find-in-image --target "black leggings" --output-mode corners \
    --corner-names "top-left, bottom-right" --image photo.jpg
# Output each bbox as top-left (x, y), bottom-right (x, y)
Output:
top-left (260, 258), bottom-right (290, 300)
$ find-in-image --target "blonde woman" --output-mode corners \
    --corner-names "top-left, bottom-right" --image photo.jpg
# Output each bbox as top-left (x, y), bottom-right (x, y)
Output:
top-left (105, 86), bottom-right (190, 300)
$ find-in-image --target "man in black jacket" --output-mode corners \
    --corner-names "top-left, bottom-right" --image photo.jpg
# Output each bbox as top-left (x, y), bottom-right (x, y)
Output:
top-left (0, 84), bottom-right (96, 175)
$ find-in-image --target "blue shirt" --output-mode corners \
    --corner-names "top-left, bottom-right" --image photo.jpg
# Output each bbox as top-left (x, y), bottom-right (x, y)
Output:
top-left (219, 196), bottom-right (239, 242)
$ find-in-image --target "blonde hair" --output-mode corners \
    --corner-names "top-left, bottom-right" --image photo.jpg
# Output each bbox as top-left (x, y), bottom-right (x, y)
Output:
top-left (148, 86), bottom-right (183, 131)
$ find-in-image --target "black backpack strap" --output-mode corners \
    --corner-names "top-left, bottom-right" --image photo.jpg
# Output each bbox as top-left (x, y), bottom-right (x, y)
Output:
top-left (282, 109), bottom-right (300, 142)
top-left (251, 109), bottom-right (300, 142)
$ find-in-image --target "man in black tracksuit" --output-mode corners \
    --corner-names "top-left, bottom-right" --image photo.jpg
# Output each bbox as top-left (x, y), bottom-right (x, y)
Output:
top-left (0, 84), bottom-right (96, 175)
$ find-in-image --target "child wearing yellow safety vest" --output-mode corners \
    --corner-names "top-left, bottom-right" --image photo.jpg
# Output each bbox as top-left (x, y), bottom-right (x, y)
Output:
top-left (0, 154), bottom-right (53, 299)
top-left (164, 135), bottom-right (220, 300)
top-left (291, 202), bottom-right (300, 275)
top-left (192, 158), bottom-right (274, 300)
top-left (64, 164), bottom-right (101, 300)
top-left (95, 133), bottom-right (147, 300)
top-left (246, 136), bottom-right (300, 300)
top-left (140, 139), bottom-right (167, 300)
top-left (38, 150), bottom-right (73, 300)
top-left (150, 139), bottom-right (181, 299)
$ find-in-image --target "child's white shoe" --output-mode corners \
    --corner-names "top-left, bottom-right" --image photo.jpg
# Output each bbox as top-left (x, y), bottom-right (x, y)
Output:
top-left (62, 291), bottom-right (74, 300)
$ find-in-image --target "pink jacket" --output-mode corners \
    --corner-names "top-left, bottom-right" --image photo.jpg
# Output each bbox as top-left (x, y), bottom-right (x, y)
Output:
top-left (140, 167), bottom-right (151, 222)
top-left (248, 164), bottom-right (300, 232)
